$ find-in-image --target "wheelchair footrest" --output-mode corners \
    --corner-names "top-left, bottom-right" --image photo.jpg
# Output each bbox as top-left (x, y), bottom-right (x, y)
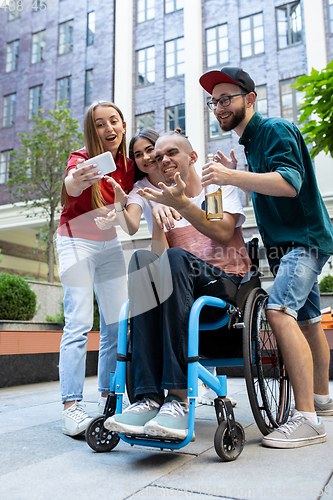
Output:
top-left (120, 433), bottom-right (183, 444)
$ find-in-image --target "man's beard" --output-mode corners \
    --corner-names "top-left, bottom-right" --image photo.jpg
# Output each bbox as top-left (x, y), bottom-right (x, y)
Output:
top-left (217, 102), bottom-right (246, 132)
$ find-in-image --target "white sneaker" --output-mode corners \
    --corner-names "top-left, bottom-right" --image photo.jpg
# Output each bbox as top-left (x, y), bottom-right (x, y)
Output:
top-left (62, 402), bottom-right (92, 436)
top-left (97, 398), bottom-right (106, 416)
top-left (198, 387), bottom-right (237, 407)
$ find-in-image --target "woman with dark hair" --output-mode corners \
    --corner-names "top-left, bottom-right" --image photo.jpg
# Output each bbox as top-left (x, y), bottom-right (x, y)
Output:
top-left (57, 101), bottom-right (134, 437)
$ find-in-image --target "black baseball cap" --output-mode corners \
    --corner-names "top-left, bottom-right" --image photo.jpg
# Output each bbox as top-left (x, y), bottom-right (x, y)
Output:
top-left (199, 67), bottom-right (256, 95)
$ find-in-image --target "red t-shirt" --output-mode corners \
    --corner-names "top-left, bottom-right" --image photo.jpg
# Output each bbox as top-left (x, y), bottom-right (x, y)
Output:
top-left (58, 148), bottom-right (134, 241)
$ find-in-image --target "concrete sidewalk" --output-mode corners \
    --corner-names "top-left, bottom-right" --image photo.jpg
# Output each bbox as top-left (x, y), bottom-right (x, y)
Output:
top-left (0, 377), bottom-right (332, 500)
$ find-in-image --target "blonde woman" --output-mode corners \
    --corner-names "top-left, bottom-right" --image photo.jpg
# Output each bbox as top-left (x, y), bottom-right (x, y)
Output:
top-left (57, 101), bottom-right (134, 437)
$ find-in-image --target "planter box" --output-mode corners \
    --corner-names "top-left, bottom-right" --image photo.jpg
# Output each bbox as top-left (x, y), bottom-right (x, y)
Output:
top-left (0, 329), bottom-right (100, 388)
top-left (320, 293), bottom-right (333, 310)
top-left (27, 280), bottom-right (64, 323)
top-left (0, 320), bottom-right (62, 331)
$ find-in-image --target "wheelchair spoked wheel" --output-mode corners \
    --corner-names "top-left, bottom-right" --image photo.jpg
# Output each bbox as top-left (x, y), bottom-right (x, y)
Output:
top-left (214, 421), bottom-right (245, 461)
top-left (86, 416), bottom-right (120, 452)
top-left (243, 288), bottom-right (291, 436)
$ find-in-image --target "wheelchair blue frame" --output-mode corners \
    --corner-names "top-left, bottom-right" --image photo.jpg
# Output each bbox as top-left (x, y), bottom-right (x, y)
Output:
top-left (110, 295), bottom-right (245, 451)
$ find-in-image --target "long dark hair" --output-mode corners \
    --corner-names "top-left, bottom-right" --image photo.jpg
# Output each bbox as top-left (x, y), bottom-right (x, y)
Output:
top-left (129, 129), bottom-right (159, 183)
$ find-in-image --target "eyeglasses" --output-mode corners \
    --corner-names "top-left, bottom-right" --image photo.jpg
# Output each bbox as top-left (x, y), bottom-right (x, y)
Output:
top-left (207, 93), bottom-right (248, 111)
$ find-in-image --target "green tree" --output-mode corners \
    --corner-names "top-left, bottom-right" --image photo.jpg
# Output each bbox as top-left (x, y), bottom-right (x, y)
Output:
top-left (8, 102), bottom-right (83, 283)
top-left (293, 61), bottom-right (333, 160)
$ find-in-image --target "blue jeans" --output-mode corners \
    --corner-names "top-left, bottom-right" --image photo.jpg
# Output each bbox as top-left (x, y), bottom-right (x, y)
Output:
top-left (57, 235), bottom-right (127, 402)
top-left (267, 246), bottom-right (330, 326)
top-left (128, 248), bottom-right (242, 399)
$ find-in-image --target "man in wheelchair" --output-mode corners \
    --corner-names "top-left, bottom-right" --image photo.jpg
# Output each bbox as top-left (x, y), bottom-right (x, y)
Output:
top-left (104, 131), bottom-right (251, 440)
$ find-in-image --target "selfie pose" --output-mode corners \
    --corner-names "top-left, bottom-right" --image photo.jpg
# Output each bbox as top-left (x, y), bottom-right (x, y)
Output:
top-left (57, 100), bottom-right (134, 437)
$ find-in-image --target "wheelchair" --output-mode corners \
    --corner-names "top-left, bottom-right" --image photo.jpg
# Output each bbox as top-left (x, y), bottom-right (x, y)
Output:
top-left (86, 239), bottom-right (291, 461)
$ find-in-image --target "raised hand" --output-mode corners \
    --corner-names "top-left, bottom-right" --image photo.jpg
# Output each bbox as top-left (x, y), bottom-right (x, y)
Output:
top-left (106, 176), bottom-right (129, 209)
top-left (215, 149), bottom-right (238, 170)
top-left (66, 158), bottom-right (103, 196)
top-left (138, 172), bottom-right (186, 207)
top-left (201, 149), bottom-right (239, 188)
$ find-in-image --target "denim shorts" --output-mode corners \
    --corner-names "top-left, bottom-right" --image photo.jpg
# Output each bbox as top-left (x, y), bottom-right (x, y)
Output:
top-left (267, 246), bottom-right (330, 326)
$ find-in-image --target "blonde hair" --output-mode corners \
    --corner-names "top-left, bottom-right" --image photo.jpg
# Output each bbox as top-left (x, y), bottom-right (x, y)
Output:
top-left (61, 101), bottom-right (127, 209)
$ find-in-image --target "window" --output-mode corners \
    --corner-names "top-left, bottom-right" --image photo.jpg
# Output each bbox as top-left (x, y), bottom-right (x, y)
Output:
top-left (280, 78), bottom-right (303, 124)
top-left (208, 109), bottom-right (231, 140)
top-left (166, 104), bottom-right (185, 134)
top-left (206, 24), bottom-right (228, 68)
top-left (28, 86), bottom-right (43, 120)
top-left (58, 20), bottom-right (73, 55)
top-left (31, 30), bottom-right (46, 64)
top-left (135, 112), bottom-right (155, 132)
top-left (330, 0), bottom-right (333, 33)
top-left (254, 85), bottom-right (268, 118)
top-left (165, 37), bottom-right (185, 78)
top-left (0, 150), bottom-right (13, 185)
top-left (56, 76), bottom-right (71, 108)
top-left (6, 40), bottom-right (19, 73)
top-left (2, 93), bottom-right (16, 127)
top-left (8, 1), bottom-right (21, 20)
top-left (87, 11), bottom-right (95, 46)
top-left (85, 70), bottom-right (93, 106)
top-left (137, 46), bottom-right (155, 86)
top-left (137, 0), bottom-right (154, 23)
top-left (240, 12), bottom-right (264, 58)
top-left (276, 1), bottom-right (302, 49)
top-left (165, 0), bottom-right (183, 14)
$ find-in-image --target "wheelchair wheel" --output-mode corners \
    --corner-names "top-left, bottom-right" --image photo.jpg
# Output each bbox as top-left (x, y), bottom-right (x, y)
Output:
top-left (214, 421), bottom-right (245, 461)
top-left (243, 288), bottom-right (291, 436)
top-left (86, 416), bottom-right (120, 452)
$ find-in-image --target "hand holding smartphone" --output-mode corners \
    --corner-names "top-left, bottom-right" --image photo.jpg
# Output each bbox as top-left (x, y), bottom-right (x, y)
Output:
top-left (78, 151), bottom-right (117, 177)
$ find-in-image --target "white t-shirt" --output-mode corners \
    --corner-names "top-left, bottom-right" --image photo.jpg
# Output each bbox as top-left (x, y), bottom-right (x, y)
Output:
top-left (126, 177), bottom-right (161, 235)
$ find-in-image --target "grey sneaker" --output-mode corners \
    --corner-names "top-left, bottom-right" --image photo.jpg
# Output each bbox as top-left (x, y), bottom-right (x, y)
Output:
top-left (144, 396), bottom-right (192, 440)
top-left (314, 397), bottom-right (333, 416)
top-left (103, 398), bottom-right (160, 435)
top-left (62, 402), bottom-right (92, 436)
top-left (262, 410), bottom-right (327, 449)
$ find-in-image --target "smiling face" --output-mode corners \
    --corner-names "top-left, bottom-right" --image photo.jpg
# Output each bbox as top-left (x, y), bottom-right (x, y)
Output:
top-left (94, 105), bottom-right (126, 159)
top-left (212, 82), bottom-right (247, 133)
top-left (154, 135), bottom-right (193, 184)
top-left (132, 137), bottom-right (157, 176)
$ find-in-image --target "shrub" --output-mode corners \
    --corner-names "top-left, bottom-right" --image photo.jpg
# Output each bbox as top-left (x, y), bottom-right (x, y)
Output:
top-left (0, 272), bottom-right (37, 320)
top-left (319, 274), bottom-right (333, 293)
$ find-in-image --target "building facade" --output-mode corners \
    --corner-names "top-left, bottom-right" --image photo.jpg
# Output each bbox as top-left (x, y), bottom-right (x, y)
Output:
top-left (0, 0), bottom-right (332, 279)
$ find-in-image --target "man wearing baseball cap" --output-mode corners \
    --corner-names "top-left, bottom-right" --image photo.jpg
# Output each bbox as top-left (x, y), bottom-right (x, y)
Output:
top-left (199, 66), bottom-right (333, 449)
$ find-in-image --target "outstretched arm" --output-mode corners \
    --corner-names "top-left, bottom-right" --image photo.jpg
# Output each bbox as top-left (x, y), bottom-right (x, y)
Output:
top-left (65, 158), bottom-right (103, 197)
top-left (139, 173), bottom-right (239, 246)
top-left (202, 150), bottom-right (297, 198)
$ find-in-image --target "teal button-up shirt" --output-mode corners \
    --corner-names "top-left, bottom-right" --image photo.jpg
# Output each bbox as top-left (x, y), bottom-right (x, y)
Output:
top-left (239, 112), bottom-right (333, 269)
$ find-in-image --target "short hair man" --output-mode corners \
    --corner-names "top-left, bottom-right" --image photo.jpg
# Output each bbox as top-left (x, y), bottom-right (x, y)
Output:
top-left (104, 131), bottom-right (251, 440)
top-left (199, 66), bottom-right (333, 448)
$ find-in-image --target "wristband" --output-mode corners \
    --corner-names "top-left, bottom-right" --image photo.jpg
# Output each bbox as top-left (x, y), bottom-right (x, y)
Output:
top-left (114, 206), bottom-right (125, 213)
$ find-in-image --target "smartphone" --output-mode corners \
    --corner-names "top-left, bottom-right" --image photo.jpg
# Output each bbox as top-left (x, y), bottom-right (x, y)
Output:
top-left (79, 151), bottom-right (116, 176)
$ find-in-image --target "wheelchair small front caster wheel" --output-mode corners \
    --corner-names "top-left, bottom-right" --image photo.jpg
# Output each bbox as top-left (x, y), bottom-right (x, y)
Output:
top-left (86, 416), bottom-right (120, 452)
top-left (214, 421), bottom-right (245, 461)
